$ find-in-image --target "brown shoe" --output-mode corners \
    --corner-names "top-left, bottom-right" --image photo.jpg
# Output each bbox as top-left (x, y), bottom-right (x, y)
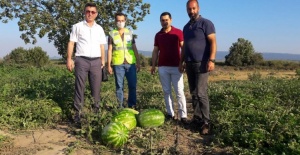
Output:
top-left (200, 124), bottom-right (210, 135)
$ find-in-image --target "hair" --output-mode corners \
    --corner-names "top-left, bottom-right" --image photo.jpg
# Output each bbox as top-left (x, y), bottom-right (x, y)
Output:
top-left (84, 2), bottom-right (97, 11)
top-left (186, 0), bottom-right (199, 7)
top-left (115, 12), bottom-right (127, 21)
top-left (160, 12), bottom-right (172, 20)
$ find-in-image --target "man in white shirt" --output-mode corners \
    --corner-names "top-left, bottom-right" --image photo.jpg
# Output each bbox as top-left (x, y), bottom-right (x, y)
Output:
top-left (66, 2), bottom-right (107, 127)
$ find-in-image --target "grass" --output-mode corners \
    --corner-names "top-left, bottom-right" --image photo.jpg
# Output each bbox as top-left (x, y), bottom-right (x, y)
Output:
top-left (0, 63), bottom-right (299, 154)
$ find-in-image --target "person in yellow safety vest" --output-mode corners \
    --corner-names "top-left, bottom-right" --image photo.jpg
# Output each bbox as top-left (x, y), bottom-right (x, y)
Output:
top-left (107, 12), bottom-right (140, 109)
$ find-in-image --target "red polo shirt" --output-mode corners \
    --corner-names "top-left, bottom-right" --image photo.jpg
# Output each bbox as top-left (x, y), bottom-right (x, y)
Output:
top-left (154, 26), bottom-right (184, 67)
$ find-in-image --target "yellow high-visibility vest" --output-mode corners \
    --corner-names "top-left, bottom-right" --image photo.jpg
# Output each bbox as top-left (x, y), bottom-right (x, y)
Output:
top-left (109, 28), bottom-right (136, 65)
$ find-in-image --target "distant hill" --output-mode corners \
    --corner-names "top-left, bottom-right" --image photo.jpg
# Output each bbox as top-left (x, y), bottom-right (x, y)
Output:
top-left (139, 50), bottom-right (300, 61)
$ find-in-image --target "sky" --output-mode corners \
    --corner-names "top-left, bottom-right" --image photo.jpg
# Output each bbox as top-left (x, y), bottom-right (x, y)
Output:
top-left (1, 0), bottom-right (300, 58)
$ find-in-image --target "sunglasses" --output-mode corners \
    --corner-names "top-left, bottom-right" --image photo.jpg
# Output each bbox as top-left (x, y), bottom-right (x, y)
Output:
top-left (85, 10), bottom-right (97, 15)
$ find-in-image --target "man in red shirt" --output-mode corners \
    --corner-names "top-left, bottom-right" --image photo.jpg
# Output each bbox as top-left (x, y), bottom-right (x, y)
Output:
top-left (151, 12), bottom-right (188, 123)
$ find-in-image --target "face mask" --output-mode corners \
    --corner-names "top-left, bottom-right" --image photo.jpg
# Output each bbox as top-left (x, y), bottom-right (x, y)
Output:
top-left (117, 22), bottom-right (125, 28)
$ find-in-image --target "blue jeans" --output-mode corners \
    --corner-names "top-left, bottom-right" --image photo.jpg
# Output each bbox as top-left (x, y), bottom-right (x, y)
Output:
top-left (113, 64), bottom-right (137, 107)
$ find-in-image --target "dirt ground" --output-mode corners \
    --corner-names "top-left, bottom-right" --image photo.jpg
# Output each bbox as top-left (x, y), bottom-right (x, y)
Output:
top-left (0, 69), bottom-right (296, 155)
top-left (0, 125), bottom-right (93, 155)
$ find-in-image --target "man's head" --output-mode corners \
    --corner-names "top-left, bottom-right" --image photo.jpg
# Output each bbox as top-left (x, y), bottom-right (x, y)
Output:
top-left (186, 0), bottom-right (199, 21)
top-left (84, 2), bottom-right (98, 23)
top-left (115, 12), bottom-right (127, 29)
top-left (160, 12), bottom-right (172, 30)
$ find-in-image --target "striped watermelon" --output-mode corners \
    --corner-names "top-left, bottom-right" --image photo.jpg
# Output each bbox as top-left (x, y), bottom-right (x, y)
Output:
top-left (101, 122), bottom-right (129, 148)
top-left (137, 109), bottom-right (165, 128)
top-left (112, 110), bottom-right (137, 130)
top-left (121, 108), bottom-right (139, 114)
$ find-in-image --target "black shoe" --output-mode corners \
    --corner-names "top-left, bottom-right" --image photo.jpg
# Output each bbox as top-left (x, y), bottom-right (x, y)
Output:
top-left (73, 112), bottom-right (82, 129)
top-left (93, 107), bottom-right (100, 114)
top-left (190, 115), bottom-right (203, 125)
top-left (92, 103), bottom-right (100, 114)
top-left (74, 121), bottom-right (82, 129)
top-left (128, 105), bottom-right (136, 110)
top-left (181, 118), bottom-right (189, 124)
top-left (165, 115), bottom-right (175, 121)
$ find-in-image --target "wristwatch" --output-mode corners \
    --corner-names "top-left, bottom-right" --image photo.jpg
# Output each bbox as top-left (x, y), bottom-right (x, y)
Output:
top-left (209, 59), bottom-right (215, 63)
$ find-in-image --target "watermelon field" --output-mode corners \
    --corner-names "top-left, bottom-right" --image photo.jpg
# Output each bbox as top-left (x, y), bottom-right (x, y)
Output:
top-left (0, 62), bottom-right (299, 155)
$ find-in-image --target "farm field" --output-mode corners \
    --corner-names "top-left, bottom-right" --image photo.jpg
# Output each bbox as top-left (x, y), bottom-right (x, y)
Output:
top-left (0, 64), bottom-right (299, 155)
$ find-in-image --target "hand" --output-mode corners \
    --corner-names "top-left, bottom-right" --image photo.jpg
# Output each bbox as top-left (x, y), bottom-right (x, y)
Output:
top-left (107, 66), bottom-right (113, 75)
top-left (150, 66), bottom-right (156, 75)
top-left (101, 60), bottom-right (105, 69)
top-left (178, 63), bottom-right (185, 73)
top-left (136, 64), bottom-right (140, 72)
top-left (207, 61), bottom-right (215, 72)
top-left (66, 59), bottom-right (74, 72)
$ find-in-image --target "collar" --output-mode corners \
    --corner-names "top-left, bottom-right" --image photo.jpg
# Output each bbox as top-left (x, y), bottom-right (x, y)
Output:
top-left (83, 20), bottom-right (96, 27)
top-left (189, 15), bottom-right (201, 24)
top-left (160, 26), bottom-right (173, 33)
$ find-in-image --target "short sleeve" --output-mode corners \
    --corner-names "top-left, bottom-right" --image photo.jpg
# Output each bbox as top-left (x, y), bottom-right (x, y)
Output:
top-left (204, 20), bottom-right (216, 36)
top-left (178, 29), bottom-right (184, 42)
top-left (108, 36), bottom-right (113, 45)
top-left (69, 25), bottom-right (78, 42)
top-left (99, 26), bottom-right (107, 44)
top-left (154, 33), bottom-right (158, 46)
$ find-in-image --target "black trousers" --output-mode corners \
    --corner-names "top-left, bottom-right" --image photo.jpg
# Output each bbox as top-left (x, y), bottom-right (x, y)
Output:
top-left (185, 62), bottom-right (210, 124)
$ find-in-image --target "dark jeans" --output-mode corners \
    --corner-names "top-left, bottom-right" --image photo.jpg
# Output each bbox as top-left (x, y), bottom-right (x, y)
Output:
top-left (113, 64), bottom-right (137, 108)
top-left (185, 62), bottom-right (210, 124)
top-left (74, 56), bottom-right (102, 117)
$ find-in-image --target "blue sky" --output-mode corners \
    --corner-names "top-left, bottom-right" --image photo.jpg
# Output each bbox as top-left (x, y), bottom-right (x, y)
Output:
top-left (1, 0), bottom-right (300, 58)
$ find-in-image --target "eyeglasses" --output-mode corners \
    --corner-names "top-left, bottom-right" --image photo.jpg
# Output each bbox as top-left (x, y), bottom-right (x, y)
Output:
top-left (85, 10), bottom-right (97, 15)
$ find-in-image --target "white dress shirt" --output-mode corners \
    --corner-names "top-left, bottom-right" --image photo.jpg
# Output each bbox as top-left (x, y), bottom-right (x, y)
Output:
top-left (70, 21), bottom-right (107, 57)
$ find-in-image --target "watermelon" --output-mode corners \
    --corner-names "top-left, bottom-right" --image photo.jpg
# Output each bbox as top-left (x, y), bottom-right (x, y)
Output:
top-left (101, 122), bottom-right (129, 148)
top-left (121, 108), bottom-right (139, 114)
top-left (52, 106), bottom-right (62, 114)
top-left (112, 111), bottom-right (137, 130)
top-left (137, 109), bottom-right (165, 128)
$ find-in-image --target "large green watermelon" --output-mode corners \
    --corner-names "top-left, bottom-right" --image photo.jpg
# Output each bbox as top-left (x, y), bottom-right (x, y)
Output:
top-left (112, 110), bottom-right (137, 130)
top-left (101, 122), bottom-right (129, 148)
top-left (121, 108), bottom-right (139, 114)
top-left (137, 109), bottom-right (165, 128)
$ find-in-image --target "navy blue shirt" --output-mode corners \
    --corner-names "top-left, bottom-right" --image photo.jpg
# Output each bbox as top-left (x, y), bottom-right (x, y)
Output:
top-left (183, 16), bottom-right (215, 62)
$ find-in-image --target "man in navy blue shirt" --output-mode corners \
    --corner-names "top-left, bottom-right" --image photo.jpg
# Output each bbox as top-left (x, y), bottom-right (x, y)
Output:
top-left (179, 0), bottom-right (217, 135)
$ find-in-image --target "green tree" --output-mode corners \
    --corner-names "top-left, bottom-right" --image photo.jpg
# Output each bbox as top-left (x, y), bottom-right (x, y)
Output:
top-left (225, 38), bottom-right (263, 66)
top-left (0, 0), bottom-right (150, 59)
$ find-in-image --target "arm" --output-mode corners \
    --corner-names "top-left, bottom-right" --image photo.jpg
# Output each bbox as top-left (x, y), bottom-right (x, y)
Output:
top-left (100, 44), bottom-right (105, 68)
top-left (151, 46), bottom-right (159, 75)
top-left (179, 41), bottom-right (185, 73)
top-left (107, 43), bottom-right (113, 74)
top-left (66, 41), bottom-right (75, 72)
top-left (207, 33), bottom-right (217, 72)
top-left (132, 43), bottom-right (140, 72)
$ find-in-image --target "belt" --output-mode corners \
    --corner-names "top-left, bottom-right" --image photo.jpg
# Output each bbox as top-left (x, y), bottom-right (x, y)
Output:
top-left (78, 56), bottom-right (100, 60)
top-left (186, 61), bottom-right (202, 63)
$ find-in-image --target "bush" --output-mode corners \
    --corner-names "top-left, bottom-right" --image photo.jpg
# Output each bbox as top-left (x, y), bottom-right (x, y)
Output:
top-left (3, 47), bottom-right (27, 64)
top-left (248, 71), bottom-right (262, 81)
top-left (26, 47), bottom-right (50, 67)
top-left (3, 46), bottom-right (49, 67)
top-left (139, 54), bottom-right (151, 67)
top-left (296, 69), bottom-right (300, 76)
